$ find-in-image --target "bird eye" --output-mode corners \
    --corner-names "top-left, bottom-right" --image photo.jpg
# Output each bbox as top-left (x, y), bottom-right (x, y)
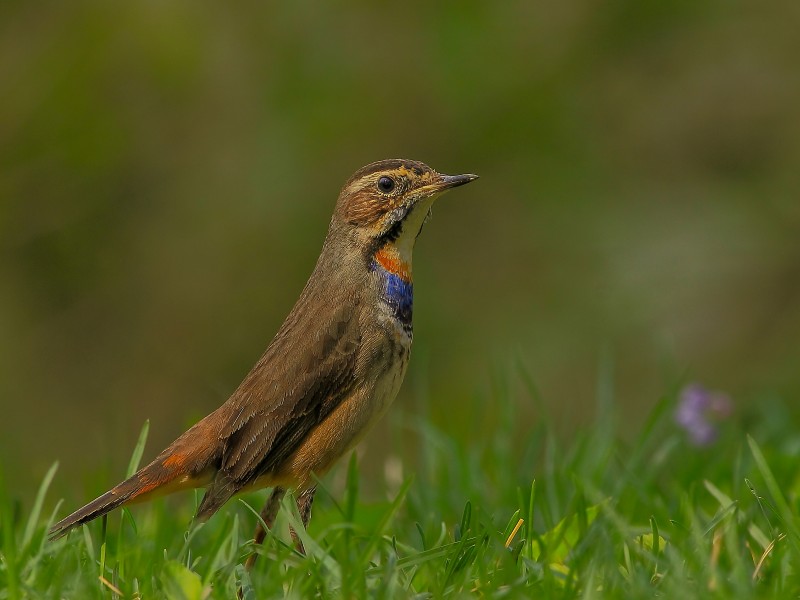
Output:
top-left (377, 176), bottom-right (396, 193)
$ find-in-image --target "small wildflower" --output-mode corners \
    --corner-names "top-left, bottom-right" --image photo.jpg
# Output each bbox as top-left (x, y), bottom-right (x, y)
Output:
top-left (675, 383), bottom-right (732, 446)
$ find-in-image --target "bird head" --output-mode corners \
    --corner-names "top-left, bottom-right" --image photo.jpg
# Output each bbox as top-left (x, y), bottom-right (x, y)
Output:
top-left (334, 159), bottom-right (478, 269)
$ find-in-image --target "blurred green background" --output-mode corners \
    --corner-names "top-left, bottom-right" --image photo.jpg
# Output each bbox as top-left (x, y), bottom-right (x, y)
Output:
top-left (2, 1), bottom-right (799, 498)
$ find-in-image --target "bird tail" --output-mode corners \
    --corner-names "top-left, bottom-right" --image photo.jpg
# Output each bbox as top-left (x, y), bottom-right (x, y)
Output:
top-left (49, 472), bottom-right (152, 540)
top-left (49, 415), bottom-right (222, 540)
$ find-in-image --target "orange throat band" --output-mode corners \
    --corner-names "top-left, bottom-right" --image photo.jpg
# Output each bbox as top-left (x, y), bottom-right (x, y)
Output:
top-left (374, 245), bottom-right (412, 281)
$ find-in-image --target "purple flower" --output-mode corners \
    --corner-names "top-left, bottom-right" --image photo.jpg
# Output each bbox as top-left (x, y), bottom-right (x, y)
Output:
top-left (675, 384), bottom-right (732, 446)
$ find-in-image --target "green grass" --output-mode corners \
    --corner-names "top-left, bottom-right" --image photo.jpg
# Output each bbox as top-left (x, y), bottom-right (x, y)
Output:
top-left (2, 372), bottom-right (800, 599)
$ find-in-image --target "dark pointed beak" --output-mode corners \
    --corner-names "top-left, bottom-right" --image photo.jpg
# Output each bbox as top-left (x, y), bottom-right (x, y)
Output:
top-left (417, 172), bottom-right (479, 197)
top-left (439, 173), bottom-right (479, 189)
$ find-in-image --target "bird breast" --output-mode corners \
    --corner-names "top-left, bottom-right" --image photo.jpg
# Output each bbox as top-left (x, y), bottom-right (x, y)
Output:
top-left (370, 250), bottom-right (414, 339)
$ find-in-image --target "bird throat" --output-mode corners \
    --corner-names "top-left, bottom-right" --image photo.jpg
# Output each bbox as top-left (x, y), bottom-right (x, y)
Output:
top-left (371, 244), bottom-right (413, 335)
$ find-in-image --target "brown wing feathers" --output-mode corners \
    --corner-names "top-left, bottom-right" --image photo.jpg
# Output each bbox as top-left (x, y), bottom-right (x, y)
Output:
top-left (195, 301), bottom-right (360, 519)
top-left (49, 248), bottom-right (363, 538)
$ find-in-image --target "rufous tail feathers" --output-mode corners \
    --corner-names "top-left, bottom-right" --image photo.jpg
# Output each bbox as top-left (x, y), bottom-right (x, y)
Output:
top-left (49, 415), bottom-right (221, 540)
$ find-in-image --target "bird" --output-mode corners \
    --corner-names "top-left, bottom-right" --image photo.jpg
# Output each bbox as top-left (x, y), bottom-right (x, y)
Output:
top-left (49, 158), bottom-right (478, 568)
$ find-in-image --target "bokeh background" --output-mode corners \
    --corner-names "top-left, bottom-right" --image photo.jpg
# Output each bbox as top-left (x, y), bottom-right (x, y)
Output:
top-left (2, 2), bottom-right (799, 499)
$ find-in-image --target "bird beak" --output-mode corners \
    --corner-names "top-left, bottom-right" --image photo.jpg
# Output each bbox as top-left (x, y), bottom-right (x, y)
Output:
top-left (439, 173), bottom-right (479, 189)
top-left (417, 172), bottom-right (479, 197)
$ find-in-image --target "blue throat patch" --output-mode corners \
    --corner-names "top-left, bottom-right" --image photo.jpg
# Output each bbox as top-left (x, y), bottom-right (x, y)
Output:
top-left (371, 261), bottom-right (413, 334)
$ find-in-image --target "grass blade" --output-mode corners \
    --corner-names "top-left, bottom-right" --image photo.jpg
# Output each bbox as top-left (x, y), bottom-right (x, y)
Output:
top-left (127, 420), bottom-right (151, 477)
top-left (747, 435), bottom-right (800, 551)
top-left (22, 461), bottom-right (58, 549)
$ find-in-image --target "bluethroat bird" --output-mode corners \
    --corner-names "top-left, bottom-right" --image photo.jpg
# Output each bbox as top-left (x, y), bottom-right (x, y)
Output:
top-left (49, 159), bottom-right (478, 566)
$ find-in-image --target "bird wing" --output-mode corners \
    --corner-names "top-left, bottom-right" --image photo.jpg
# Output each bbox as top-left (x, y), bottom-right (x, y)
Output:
top-left (195, 293), bottom-right (362, 519)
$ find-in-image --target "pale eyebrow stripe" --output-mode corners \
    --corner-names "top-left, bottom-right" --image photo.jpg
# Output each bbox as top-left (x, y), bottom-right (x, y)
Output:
top-left (342, 172), bottom-right (381, 197)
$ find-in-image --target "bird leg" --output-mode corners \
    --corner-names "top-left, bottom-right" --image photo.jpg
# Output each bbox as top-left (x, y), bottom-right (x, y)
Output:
top-left (290, 486), bottom-right (316, 555)
top-left (244, 486), bottom-right (285, 572)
